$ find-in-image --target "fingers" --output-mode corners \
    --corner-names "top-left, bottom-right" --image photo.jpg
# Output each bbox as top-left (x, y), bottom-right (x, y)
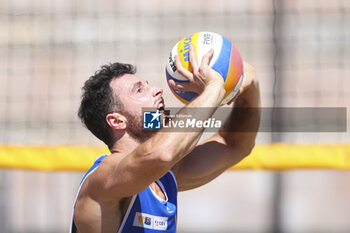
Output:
top-left (200, 48), bottom-right (214, 70)
top-left (174, 55), bottom-right (193, 81)
top-left (175, 45), bottom-right (214, 79)
top-left (168, 79), bottom-right (192, 92)
top-left (188, 44), bottom-right (199, 73)
top-left (243, 61), bottom-right (256, 77)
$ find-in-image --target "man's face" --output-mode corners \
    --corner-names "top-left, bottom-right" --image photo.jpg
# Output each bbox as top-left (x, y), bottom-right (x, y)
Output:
top-left (109, 74), bottom-right (164, 141)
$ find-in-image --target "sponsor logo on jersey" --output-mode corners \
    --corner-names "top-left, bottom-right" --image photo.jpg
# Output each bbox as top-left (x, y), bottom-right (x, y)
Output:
top-left (133, 212), bottom-right (168, 230)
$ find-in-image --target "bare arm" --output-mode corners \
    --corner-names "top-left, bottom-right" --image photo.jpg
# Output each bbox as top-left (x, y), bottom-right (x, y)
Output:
top-left (172, 62), bottom-right (261, 191)
top-left (86, 46), bottom-right (226, 200)
top-left (219, 62), bottom-right (260, 152)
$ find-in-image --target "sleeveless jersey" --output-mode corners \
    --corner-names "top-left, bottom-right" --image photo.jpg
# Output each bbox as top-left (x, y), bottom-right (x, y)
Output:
top-left (70, 154), bottom-right (178, 233)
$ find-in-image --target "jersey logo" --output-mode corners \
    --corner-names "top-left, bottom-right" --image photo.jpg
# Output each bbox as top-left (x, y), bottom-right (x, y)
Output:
top-left (133, 212), bottom-right (168, 230)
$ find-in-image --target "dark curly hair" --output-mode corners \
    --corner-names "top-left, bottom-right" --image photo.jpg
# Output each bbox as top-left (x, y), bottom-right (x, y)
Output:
top-left (78, 62), bottom-right (136, 148)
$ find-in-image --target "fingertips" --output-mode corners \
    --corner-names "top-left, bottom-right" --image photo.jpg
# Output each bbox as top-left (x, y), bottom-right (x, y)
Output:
top-left (168, 79), bottom-right (176, 88)
top-left (201, 48), bottom-right (214, 67)
top-left (189, 44), bottom-right (199, 71)
top-left (168, 79), bottom-right (191, 92)
top-left (175, 55), bottom-right (193, 79)
top-left (208, 48), bottom-right (214, 56)
top-left (174, 55), bottom-right (181, 68)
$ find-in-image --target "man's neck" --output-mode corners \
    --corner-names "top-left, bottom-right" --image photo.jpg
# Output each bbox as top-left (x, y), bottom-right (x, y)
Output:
top-left (110, 133), bottom-right (141, 154)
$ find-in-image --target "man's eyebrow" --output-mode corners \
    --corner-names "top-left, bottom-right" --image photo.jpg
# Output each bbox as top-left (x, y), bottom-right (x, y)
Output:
top-left (131, 81), bottom-right (143, 92)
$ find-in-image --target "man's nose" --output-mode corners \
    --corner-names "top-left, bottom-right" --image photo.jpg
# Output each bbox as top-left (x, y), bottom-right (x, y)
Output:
top-left (152, 86), bottom-right (163, 97)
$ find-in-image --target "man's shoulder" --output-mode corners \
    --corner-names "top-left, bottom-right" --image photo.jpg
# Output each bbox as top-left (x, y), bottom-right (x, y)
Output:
top-left (77, 154), bottom-right (125, 202)
top-left (95, 153), bottom-right (124, 169)
top-left (87, 154), bottom-right (123, 180)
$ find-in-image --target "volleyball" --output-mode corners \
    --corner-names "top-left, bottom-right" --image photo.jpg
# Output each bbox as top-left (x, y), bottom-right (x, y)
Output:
top-left (166, 31), bottom-right (244, 105)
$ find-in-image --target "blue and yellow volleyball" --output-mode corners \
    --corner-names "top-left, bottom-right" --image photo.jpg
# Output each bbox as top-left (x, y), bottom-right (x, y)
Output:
top-left (166, 32), bottom-right (244, 105)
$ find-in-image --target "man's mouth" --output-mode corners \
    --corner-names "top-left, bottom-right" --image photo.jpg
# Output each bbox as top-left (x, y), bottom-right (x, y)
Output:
top-left (156, 98), bottom-right (165, 111)
top-left (157, 103), bottom-right (165, 111)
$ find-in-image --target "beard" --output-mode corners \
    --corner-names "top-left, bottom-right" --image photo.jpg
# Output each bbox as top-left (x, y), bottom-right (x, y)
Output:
top-left (121, 110), bottom-right (157, 143)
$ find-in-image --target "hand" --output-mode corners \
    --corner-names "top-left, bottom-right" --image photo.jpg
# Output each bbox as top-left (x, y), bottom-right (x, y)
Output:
top-left (240, 62), bottom-right (256, 93)
top-left (227, 62), bottom-right (257, 105)
top-left (168, 44), bottom-right (225, 95)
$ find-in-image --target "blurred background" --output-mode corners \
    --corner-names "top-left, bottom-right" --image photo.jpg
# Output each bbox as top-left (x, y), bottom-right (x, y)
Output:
top-left (1, 0), bottom-right (350, 232)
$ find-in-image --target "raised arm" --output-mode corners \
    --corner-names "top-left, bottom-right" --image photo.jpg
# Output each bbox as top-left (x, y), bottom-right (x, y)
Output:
top-left (172, 62), bottom-right (261, 191)
top-left (219, 62), bottom-right (260, 153)
top-left (85, 46), bottom-right (227, 200)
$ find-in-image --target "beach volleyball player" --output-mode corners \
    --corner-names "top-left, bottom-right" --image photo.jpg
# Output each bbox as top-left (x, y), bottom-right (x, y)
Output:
top-left (70, 44), bottom-right (260, 232)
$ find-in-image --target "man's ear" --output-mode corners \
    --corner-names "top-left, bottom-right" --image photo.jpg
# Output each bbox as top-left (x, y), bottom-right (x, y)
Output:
top-left (106, 112), bottom-right (127, 130)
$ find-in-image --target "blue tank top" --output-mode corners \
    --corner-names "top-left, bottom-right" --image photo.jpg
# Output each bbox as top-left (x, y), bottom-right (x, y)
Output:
top-left (70, 154), bottom-right (178, 233)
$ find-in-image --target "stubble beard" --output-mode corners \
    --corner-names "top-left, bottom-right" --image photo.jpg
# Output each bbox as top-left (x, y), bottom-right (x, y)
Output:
top-left (121, 110), bottom-right (156, 143)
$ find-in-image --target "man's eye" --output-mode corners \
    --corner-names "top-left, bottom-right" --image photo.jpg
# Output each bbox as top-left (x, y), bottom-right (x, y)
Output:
top-left (136, 88), bottom-right (143, 93)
